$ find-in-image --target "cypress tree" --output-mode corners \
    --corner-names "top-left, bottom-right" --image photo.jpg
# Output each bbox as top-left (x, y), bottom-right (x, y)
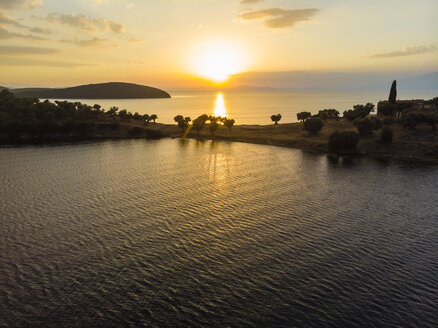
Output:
top-left (389, 80), bottom-right (397, 104)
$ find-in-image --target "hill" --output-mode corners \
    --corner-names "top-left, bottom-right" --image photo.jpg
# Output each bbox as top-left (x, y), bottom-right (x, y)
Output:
top-left (11, 82), bottom-right (171, 99)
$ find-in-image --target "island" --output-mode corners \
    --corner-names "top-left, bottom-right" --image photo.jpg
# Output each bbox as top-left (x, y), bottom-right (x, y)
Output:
top-left (8, 82), bottom-right (171, 99)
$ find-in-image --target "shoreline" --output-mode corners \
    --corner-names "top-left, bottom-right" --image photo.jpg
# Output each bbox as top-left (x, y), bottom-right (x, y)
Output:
top-left (2, 120), bottom-right (438, 165)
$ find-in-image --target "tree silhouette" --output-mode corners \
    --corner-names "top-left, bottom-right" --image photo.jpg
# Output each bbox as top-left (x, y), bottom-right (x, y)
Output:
top-left (224, 118), bottom-right (235, 131)
top-left (297, 112), bottom-right (311, 122)
top-left (271, 114), bottom-right (282, 125)
top-left (108, 106), bottom-right (119, 120)
top-left (192, 114), bottom-right (208, 137)
top-left (389, 80), bottom-right (397, 104)
top-left (143, 114), bottom-right (151, 125)
top-left (209, 116), bottom-right (219, 137)
top-left (174, 115), bottom-right (191, 130)
top-left (150, 114), bottom-right (158, 123)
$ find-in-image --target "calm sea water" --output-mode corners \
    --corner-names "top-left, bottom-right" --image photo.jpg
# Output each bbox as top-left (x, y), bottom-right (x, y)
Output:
top-left (1, 139), bottom-right (437, 327)
top-left (50, 90), bottom-right (437, 125)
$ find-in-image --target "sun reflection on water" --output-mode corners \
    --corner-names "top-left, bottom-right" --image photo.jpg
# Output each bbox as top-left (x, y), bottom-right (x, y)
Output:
top-left (213, 93), bottom-right (227, 118)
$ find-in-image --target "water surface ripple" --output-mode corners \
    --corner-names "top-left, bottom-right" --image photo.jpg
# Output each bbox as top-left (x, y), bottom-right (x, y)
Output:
top-left (0, 139), bottom-right (437, 327)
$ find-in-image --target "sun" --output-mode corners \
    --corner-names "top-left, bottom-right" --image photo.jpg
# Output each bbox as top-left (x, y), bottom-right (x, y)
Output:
top-left (190, 41), bottom-right (245, 83)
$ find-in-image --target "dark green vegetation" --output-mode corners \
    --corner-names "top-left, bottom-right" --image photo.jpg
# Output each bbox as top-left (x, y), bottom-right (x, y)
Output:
top-left (9, 82), bottom-right (171, 99)
top-left (0, 89), bottom-right (163, 143)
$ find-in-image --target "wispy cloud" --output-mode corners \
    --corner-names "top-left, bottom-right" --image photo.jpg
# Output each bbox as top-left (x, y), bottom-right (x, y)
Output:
top-left (0, 11), bottom-right (28, 28)
top-left (0, 56), bottom-right (93, 67)
top-left (0, 45), bottom-right (57, 55)
top-left (369, 45), bottom-right (437, 58)
top-left (61, 36), bottom-right (116, 48)
top-left (29, 26), bottom-right (52, 34)
top-left (240, 0), bottom-right (266, 4)
top-left (238, 8), bottom-right (319, 28)
top-left (0, 26), bottom-right (47, 40)
top-left (43, 13), bottom-right (125, 34)
top-left (0, 0), bottom-right (42, 10)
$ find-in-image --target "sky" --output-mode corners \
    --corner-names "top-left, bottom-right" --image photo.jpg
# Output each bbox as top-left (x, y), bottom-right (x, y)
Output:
top-left (0, 0), bottom-right (437, 88)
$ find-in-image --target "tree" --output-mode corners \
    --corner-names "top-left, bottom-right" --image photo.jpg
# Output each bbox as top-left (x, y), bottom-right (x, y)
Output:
top-left (118, 109), bottom-right (128, 121)
top-left (192, 114), bottom-right (208, 137)
top-left (389, 80), bottom-right (397, 104)
top-left (297, 112), bottom-right (311, 122)
top-left (224, 118), bottom-right (235, 131)
top-left (209, 116), bottom-right (219, 137)
top-left (317, 109), bottom-right (340, 121)
top-left (343, 103), bottom-right (375, 121)
top-left (143, 114), bottom-right (151, 125)
top-left (174, 115), bottom-right (191, 131)
top-left (150, 114), bottom-right (158, 123)
top-left (271, 114), bottom-right (282, 125)
top-left (108, 106), bottom-right (119, 120)
top-left (380, 127), bottom-right (393, 143)
top-left (328, 131), bottom-right (360, 154)
top-left (304, 117), bottom-right (323, 134)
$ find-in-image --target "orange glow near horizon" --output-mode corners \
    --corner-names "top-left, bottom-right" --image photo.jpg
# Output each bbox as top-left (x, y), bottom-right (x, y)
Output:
top-left (213, 93), bottom-right (227, 118)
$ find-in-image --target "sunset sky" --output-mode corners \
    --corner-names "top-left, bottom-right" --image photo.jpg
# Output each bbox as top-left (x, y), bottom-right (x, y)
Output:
top-left (0, 0), bottom-right (437, 88)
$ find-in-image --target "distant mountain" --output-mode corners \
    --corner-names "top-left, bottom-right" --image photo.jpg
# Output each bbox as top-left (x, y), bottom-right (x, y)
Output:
top-left (398, 72), bottom-right (438, 92)
top-left (11, 82), bottom-right (171, 99)
top-left (227, 71), bottom-right (438, 93)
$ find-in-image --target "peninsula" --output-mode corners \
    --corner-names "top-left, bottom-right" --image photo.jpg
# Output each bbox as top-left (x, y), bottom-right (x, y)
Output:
top-left (1, 89), bottom-right (437, 165)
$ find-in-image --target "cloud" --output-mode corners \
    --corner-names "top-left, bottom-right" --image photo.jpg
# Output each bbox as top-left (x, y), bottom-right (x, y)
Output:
top-left (129, 37), bottom-right (144, 43)
top-left (0, 26), bottom-right (47, 40)
top-left (238, 8), bottom-right (319, 28)
top-left (61, 36), bottom-right (116, 48)
top-left (369, 45), bottom-right (437, 59)
top-left (240, 0), bottom-right (266, 4)
top-left (0, 0), bottom-right (42, 10)
top-left (29, 26), bottom-right (52, 34)
top-left (0, 11), bottom-right (28, 28)
top-left (43, 13), bottom-right (125, 34)
top-left (0, 45), bottom-right (57, 55)
top-left (0, 56), bottom-right (93, 67)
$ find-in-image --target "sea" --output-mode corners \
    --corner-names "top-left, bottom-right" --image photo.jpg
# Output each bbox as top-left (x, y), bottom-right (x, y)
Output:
top-left (1, 137), bottom-right (437, 327)
top-left (48, 90), bottom-right (437, 125)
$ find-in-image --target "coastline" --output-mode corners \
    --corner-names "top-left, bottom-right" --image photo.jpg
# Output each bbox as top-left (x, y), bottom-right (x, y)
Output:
top-left (2, 119), bottom-right (438, 165)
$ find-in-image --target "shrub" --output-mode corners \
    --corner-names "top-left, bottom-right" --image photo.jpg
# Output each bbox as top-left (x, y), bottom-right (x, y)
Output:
top-left (328, 131), bottom-right (360, 154)
top-left (369, 117), bottom-right (382, 130)
top-left (304, 117), bottom-right (323, 134)
top-left (380, 127), bottom-right (393, 143)
top-left (383, 117), bottom-right (393, 126)
top-left (402, 112), bottom-right (426, 130)
top-left (355, 118), bottom-right (374, 136)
